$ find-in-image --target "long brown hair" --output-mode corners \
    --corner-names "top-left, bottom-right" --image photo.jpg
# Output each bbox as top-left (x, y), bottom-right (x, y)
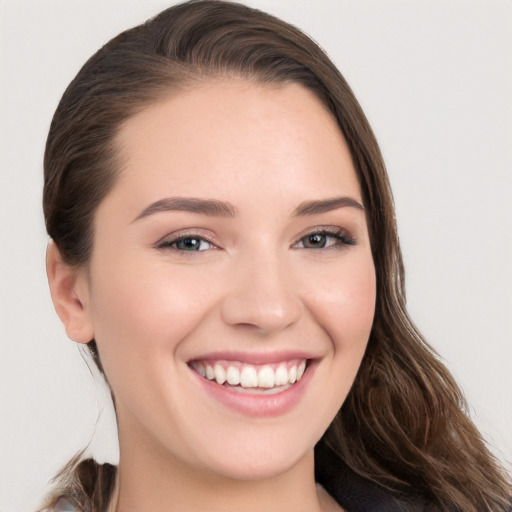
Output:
top-left (42, 1), bottom-right (511, 511)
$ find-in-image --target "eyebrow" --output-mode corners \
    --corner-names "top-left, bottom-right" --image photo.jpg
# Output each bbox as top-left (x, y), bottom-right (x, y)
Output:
top-left (133, 195), bottom-right (363, 222)
top-left (293, 196), bottom-right (364, 216)
top-left (133, 197), bottom-right (238, 221)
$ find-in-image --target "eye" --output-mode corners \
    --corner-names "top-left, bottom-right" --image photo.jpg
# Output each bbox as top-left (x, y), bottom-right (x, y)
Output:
top-left (294, 229), bottom-right (355, 250)
top-left (157, 235), bottom-right (214, 252)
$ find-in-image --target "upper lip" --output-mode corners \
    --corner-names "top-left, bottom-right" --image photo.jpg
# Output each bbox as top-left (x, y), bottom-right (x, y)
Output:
top-left (187, 350), bottom-right (320, 365)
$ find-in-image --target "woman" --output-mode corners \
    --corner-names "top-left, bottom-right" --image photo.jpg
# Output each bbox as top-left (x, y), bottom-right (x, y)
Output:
top-left (39, 1), bottom-right (511, 511)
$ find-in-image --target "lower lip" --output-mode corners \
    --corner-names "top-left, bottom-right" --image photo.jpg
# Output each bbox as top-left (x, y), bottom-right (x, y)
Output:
top-left (189, 361), bottom-right (316, 418)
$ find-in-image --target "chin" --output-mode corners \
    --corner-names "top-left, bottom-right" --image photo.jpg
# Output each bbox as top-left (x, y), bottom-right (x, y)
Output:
top-left (182, 421), bottom-right (322, 483)
top-left (204, 446), bottom-right (313, 482)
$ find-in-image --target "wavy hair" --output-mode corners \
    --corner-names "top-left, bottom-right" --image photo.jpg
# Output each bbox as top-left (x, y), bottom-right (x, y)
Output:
top-left (41, 1), bottom-right (510, 511)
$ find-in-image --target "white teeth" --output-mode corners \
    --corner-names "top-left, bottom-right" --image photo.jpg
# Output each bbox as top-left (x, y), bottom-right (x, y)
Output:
top-left (257, 366), bottom-right (275, 388)
top-left (240, 366), bottom-right (258, 388)
top-left (195, 363), bottom-right (206, 378)
top-left (297, 360), bottom-right (306, 380)
top-left (226, 366), bottom-right (241, 385)
top-left (274, 364), bottom-right (288, 386)
top-left (195, 359), bottom-right (308, 389)
top-left (288, 365), bottom-right (297, 384)
top-left (214, 363), bottom-right (226, 385)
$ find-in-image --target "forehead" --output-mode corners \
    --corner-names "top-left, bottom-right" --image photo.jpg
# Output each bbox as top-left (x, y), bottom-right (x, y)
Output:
top-left (112, 80), bottom-right (361, 205)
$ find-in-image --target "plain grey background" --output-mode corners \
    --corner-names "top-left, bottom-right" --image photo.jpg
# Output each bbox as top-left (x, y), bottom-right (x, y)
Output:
top-left (1, 1), bottom-right (511, 510)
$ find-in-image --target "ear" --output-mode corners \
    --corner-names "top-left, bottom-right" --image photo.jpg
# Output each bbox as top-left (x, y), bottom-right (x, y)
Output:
top-left (46, 240), bottom-right (94, 344)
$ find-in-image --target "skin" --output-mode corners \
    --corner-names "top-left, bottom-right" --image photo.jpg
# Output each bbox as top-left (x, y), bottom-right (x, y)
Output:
top-left (47, 81), bottom-right (376, 511)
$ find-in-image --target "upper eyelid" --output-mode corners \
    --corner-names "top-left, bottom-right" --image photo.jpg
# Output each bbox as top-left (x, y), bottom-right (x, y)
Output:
top-left (155, 229), bottom-right (218, 248)
top-left (155, 225), bottom-right (355, 248)
top-left (291, 226), bottom-right (357, 250)
top-left (292, 225), bottom-right (353, 241)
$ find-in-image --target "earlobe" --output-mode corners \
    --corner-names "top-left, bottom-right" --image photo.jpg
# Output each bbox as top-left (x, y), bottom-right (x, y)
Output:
top-left (46, 240), bottom-right (94, 344)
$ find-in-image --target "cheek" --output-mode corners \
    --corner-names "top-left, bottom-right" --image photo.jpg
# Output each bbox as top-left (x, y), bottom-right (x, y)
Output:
top-left (86, 259), bottom-right (217, 381)
top-left (337, 265), bottom-right (376, 345)
top-left (305, 256), bottom-right (376, 352)
top-left (298, 256), bottom-right (376, 434)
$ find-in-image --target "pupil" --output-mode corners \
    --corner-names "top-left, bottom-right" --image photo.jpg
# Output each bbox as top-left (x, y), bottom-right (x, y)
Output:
top-left (307, 234), bottom-right (326, 248)
top-left (179, 237), bottom-right (200, 250)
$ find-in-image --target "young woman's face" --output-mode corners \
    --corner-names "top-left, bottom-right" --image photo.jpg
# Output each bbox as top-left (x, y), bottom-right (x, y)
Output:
top-left (78, 81), bottom-right (376, 480)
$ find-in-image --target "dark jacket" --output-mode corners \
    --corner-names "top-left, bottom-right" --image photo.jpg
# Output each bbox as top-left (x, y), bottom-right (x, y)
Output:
top-left (315, 440), bottom-right (434, 512)
top-left (315, 440), bottom-right (512, 512)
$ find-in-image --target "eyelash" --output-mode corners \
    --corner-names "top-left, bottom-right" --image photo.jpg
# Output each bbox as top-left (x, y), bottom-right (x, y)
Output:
top-left (156, 230), bottom-right (218, 252)
top-left (292, 227), bottom-right (356, 250)
top-left (156, 227), bottom-right (356, 253)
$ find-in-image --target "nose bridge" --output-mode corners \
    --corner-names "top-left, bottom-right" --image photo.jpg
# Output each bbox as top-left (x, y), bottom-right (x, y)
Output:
top-left (220, 245), bottom-right (303, 333)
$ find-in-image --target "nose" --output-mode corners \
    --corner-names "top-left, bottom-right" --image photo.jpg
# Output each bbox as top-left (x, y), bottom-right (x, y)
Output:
top-left (220, 253), bottom-right (304, 334)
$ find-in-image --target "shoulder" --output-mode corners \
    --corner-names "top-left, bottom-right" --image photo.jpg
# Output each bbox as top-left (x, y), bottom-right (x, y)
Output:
top-left (38, 495), bottom-right (83, 512)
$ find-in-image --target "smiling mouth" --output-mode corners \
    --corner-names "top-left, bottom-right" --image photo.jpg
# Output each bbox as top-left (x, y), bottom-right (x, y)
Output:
top-left (189, 359), bottom-right (308, 395)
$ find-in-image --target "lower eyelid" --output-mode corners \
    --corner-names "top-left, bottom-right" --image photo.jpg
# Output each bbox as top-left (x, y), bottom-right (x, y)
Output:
top-left (294, 230), bottom-right (356, 249)
top-left (155, 230), bottom-right (218, 248)
top-left (337, 234), bottom-right (356, 246)
top-left (156, 229), bottom-right (355, 251)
